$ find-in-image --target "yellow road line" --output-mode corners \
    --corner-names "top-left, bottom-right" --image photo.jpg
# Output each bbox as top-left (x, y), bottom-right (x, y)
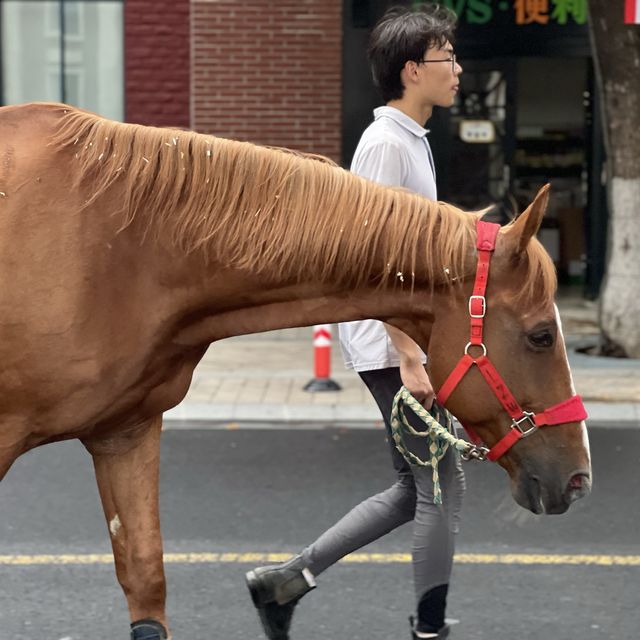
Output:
top-left (0, 552), bottom-right (639, 567)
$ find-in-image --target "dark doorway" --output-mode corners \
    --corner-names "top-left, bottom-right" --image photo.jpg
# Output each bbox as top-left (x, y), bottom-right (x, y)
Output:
top-left (432, 58), bottom-right (517, 215)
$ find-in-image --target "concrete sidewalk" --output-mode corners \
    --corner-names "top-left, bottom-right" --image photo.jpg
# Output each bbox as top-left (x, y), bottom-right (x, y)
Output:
top-left (164, 296), bottom-right (640, 426)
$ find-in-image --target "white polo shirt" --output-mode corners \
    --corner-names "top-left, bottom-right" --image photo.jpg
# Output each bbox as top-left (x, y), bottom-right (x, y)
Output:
top-left (339, 106), bottom-right (437, 372)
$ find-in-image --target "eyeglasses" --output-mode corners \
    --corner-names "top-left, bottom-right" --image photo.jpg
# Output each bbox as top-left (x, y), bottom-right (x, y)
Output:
top-left (417, 53), bottom-right (457, 73)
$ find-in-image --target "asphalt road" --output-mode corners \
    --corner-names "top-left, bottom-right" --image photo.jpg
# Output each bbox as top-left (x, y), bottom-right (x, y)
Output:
top-left (0, 423), bottom-right (638, 640)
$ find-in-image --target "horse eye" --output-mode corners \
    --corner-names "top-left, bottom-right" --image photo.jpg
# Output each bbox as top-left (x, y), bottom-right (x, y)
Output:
top-left (527, 330), bottom-right (554, 349)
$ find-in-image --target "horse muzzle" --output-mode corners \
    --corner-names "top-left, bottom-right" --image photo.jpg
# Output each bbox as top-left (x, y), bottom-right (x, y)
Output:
top-left (512, 468), bottom-right (592, 515)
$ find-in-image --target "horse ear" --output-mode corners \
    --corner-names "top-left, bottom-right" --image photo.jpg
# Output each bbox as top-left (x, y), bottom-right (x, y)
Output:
top-left (506, 184), bottom-right (550, 254)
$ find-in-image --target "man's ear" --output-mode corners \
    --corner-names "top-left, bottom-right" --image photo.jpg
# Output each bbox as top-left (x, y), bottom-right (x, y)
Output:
top-left (504, 184), bottom-right (550, 255)
top-left (401, 59), bottom-right (418, 83)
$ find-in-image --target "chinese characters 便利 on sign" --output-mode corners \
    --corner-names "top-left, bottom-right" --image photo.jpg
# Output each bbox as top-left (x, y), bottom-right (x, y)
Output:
top-left (422, 1), bottom-right (588, 26)
top-left (515, 0), bottom-right (587, 25)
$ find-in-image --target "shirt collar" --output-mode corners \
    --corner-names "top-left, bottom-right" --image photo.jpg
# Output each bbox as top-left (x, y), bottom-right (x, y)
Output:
top-left (373, 105), bottom-right (429, 137)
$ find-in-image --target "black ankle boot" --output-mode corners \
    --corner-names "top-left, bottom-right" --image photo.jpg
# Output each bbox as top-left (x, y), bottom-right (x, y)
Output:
top-left (246, 554), bottom-right (316, 640)
top-left (410, 584), bottom-right (451, 638)
top-left (130, 619), bottom-right (168, 640)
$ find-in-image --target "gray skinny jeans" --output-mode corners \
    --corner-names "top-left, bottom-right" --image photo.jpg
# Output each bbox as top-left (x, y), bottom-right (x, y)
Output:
top-left (301, 367), bottom-right (466, 603)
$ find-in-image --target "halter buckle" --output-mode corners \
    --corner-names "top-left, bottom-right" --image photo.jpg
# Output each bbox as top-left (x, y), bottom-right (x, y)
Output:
top-left (461, 444), bottom-right (489, 461)
top-left (469, 295), bottom-right (486, 318)
top-left (512, 411), bottom-right (537, 437)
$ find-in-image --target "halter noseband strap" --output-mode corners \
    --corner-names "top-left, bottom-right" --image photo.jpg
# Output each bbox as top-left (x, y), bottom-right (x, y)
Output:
top-left (435, 220), bottom-right (587, 462)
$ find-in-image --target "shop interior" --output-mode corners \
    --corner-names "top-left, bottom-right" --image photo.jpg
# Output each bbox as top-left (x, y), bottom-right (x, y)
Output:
top-left (439, 56), bottom-right (590, 287)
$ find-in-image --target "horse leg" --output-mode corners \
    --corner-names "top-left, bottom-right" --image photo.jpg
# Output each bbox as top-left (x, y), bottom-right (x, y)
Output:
top-left (82, 416), bottom-right (169, 639)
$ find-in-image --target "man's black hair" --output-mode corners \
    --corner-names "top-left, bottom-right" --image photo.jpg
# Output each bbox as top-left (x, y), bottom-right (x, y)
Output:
top-left (368, 3), bottom-right (457, 103)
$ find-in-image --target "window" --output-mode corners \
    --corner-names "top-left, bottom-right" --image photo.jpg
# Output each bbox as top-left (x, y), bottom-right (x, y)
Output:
top-left (1, 0), bottom-right (124, 121)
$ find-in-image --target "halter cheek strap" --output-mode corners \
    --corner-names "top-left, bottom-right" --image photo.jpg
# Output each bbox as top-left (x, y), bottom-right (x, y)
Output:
top-left (435, 220), bottom-right (587, 462)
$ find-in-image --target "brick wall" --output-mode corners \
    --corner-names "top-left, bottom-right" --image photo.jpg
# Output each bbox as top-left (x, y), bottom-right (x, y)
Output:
top-left (193, 0), bottom-right (343, 162)
top-left (124, 0), bottom-right (190, 128)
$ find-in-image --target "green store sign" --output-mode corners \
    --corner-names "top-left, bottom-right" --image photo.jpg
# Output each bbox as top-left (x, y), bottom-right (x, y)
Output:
top-left (414, 0), bottom-right (588, 26)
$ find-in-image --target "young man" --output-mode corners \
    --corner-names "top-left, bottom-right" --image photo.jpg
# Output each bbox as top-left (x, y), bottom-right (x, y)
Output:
top-left (246, 5), bottom-right (464, 639)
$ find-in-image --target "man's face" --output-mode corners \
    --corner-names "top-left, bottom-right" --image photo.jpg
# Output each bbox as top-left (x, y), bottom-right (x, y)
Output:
top-left (416, 40), bottom-right (462, 108)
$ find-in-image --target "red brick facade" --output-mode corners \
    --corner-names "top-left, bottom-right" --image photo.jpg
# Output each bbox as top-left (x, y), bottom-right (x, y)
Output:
top-left (192, 0), bottom-right (343, 162)
top-left (124, 0), bottom-right (191, 128)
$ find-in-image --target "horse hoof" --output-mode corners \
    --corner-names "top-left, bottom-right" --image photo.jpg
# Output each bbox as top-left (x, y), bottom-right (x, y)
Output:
top-left (130, 618), bottom-right (168, 640)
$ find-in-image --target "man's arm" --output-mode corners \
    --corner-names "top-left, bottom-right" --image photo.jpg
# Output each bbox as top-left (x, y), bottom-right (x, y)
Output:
top-left (383, 323), bottom-right (434, 408)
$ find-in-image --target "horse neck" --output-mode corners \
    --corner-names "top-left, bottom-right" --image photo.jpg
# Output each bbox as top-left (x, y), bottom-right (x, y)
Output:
top-left (137, 147), bottom-right (477, 345)
top-left (164, 198), bottom-right (477, 345)
top-left (170, 274), bottom-right (440, 348)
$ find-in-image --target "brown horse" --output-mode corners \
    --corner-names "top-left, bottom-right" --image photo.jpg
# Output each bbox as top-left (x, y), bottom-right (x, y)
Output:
top-left (0, 103), bottom-right (590, 638)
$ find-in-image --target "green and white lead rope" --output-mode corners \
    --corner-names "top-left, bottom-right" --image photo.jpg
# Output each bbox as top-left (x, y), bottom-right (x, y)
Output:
top-left (390, 386), bottom-right (477, 504)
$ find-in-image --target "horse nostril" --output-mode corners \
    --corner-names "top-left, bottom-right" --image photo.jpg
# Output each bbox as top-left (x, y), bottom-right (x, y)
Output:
top-left (565, 472), bottom-right (591, 504)
top-left (569, 474), bottom-right (585, 490)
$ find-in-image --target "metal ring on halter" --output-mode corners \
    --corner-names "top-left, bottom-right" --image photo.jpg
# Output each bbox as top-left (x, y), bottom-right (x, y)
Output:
top-left (464, 341), bottom-right (487, 357)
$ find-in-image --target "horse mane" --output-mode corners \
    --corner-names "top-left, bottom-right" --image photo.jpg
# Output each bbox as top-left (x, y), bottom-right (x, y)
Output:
top-left (48, 105), bottom-right (554, 303)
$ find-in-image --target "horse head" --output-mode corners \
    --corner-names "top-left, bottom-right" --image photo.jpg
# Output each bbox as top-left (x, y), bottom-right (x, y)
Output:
top-left (427, 186), bottom-right (591, 515)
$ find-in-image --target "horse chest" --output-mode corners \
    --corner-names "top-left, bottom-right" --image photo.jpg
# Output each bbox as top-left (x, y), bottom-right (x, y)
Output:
top-left (137, 349), bottom-right (206, 417)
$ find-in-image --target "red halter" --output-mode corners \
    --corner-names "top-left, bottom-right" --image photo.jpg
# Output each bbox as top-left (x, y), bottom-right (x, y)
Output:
top-left (435, 220), bottom-right (587, 462)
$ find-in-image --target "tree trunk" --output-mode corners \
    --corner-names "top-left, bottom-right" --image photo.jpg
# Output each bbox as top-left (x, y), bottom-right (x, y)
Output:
top-left (588, 0), bottom-right (640, 357)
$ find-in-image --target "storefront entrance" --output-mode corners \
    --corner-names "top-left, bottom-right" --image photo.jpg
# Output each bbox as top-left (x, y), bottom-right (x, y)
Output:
top-left (342, 0), bottom-right (606, 296)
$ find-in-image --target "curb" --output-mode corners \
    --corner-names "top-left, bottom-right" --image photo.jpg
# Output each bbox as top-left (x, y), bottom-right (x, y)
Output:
top-left (163, 401), bottom-right (639, 427)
